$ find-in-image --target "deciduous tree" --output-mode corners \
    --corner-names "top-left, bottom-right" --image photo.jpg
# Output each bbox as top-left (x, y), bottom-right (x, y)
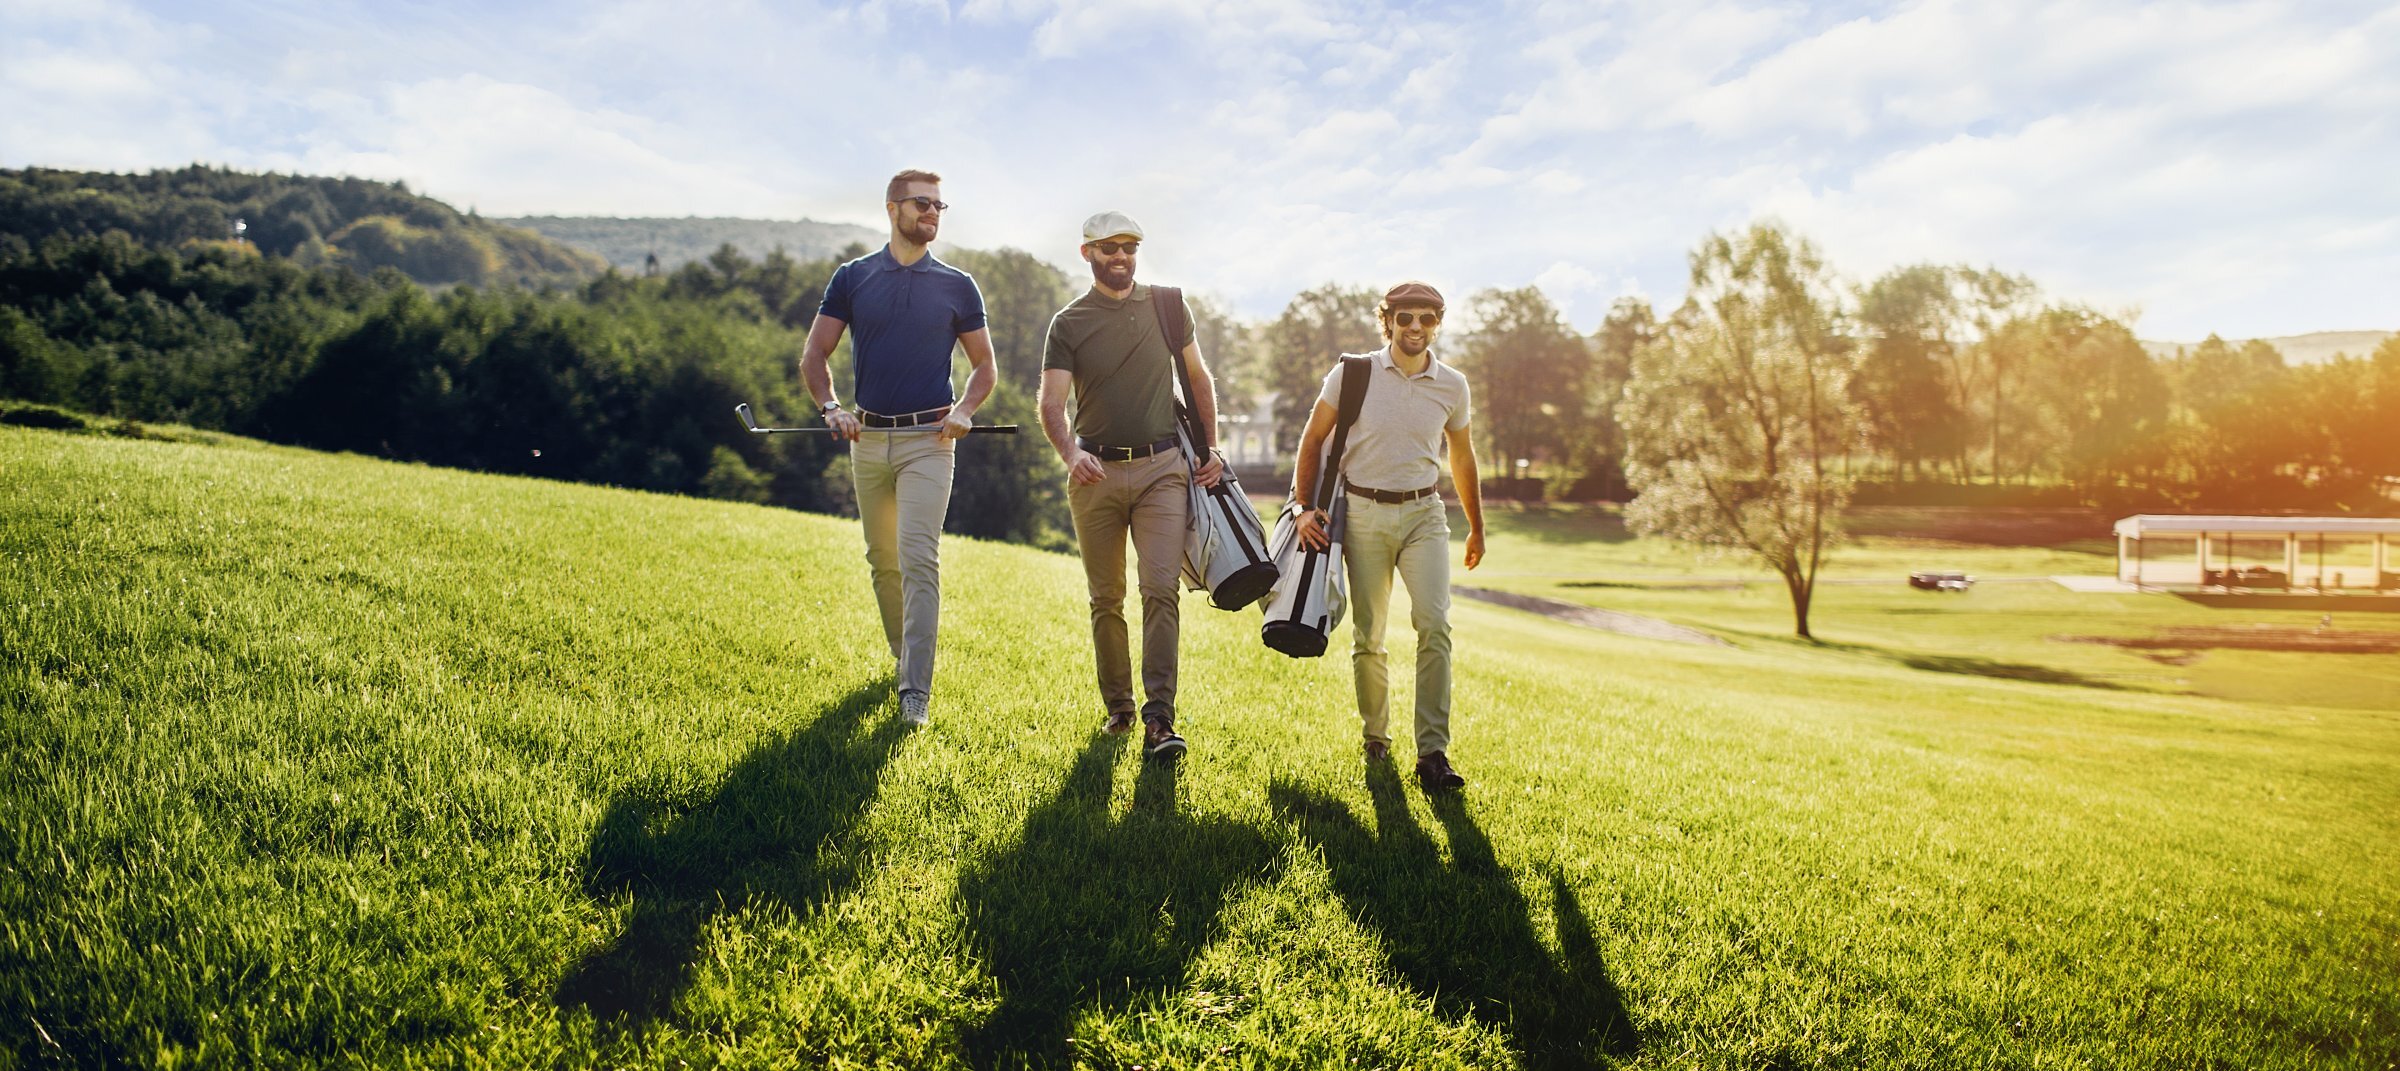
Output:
top-left (1622, 222), bottom-right (1858, 638)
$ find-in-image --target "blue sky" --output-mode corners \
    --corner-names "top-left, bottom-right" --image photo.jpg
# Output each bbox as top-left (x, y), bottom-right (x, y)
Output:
top-left (4, 0), bottom-right (2394, 340)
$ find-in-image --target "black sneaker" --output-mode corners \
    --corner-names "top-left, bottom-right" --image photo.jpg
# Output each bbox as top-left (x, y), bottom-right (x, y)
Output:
top-left (1104, 709), bottom-right (1137, 735)
top-left (1143, 716), bottom-right (1186, 759)
top-left (1416, 750), bottom-right (1466, 791)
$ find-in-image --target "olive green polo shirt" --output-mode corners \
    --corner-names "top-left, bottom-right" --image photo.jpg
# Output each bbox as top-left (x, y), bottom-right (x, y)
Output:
top-left (1042, 283), bottom-right (1194, 447)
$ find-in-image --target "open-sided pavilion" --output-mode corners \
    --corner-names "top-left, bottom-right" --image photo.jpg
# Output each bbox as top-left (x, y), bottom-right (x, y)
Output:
top-left (2114, 515), bottom-right (2400, 592)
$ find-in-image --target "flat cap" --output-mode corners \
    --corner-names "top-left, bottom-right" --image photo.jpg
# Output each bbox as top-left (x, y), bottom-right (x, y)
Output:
top-left (1081, 210), bottom-right (1145, 243)
top-left (1382, 280), bottom-right (1445, 309)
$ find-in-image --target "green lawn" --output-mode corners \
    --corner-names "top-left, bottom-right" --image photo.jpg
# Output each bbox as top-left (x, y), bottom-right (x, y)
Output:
top-left (7, 427), bottom-right (2398, 1069)
top-left (1454, 502), bottom-right (2400, 713)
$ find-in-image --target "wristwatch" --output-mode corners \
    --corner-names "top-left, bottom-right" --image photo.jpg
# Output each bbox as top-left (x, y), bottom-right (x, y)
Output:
top-left (819, 400), bottom-right (841, 415)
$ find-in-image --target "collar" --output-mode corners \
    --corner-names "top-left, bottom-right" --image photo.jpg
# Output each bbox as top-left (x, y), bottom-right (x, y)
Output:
top-left (1374, 344), bottom-right (1441, 381)
top-left (874, 245), bottom-right (940, 273)
top-left (1084, 281), bottom-right (1145, 309)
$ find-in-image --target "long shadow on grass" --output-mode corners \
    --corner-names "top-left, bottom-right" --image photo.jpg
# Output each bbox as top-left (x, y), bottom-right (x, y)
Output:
top-left (1272, 769), bottom-right (1638, 1069)
top-left (553, 677), bottom-right (904, 1028)
top-left (1765, 635), bottom-right (2130, 691)
top-left (956, 732), bottom-right (1280, 1067)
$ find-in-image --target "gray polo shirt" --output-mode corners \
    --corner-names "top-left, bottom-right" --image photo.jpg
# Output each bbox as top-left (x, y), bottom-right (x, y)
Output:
top-left (1316, 345), bottom-right (1472, 493)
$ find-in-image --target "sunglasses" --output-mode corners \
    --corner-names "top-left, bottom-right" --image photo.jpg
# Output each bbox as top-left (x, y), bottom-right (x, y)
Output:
top-left (894, 196), bottom-right (948, 213)
top-left (1390, 311), bottom-right (1442, 328)
top-left (1090, 240), bottom-right (1140, 255)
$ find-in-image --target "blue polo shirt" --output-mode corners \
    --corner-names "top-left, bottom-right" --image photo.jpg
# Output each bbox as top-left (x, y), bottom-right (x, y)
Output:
top-left (817, 246), bottom-right (987, 415)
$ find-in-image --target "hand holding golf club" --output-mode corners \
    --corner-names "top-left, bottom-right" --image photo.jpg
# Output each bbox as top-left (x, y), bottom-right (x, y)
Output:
top-left (824, 405), bottom-right (863, 441)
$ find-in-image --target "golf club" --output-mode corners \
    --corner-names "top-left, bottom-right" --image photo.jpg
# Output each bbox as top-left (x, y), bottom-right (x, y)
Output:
top-left (736, 403), bottom-right (1019, 435)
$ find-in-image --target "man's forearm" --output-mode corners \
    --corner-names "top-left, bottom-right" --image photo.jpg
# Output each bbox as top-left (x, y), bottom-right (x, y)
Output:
top-left (1453, 453), bottom-right (1484, 532)
top-left (958, 359), bottom-right (996, 417)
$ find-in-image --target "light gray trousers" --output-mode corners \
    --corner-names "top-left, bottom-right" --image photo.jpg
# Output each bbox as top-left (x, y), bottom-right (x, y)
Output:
top-left (851, 432), bottom-right (955, 697)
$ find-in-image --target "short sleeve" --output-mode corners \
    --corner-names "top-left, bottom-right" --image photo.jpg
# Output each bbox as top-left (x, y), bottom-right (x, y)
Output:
top-left (1315, 361), bottom-right (1344, 409)
top-left (1041, 311), bottom-right (1075, 374)
top-left (817, 262), bottom-right (856, 323)
top-left (1447, 374), bottom-right (1473, 432)
top-left (952, 274), bottom-right (988, 335)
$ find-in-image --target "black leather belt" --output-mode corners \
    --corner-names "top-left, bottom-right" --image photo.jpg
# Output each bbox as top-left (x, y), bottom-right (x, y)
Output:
top-left (1078, 435), bottom-right (1179, 461)
top-left (1348, 484), bottom-right (1439, 504)
top-left (862, 406), bottom-right (951, 428)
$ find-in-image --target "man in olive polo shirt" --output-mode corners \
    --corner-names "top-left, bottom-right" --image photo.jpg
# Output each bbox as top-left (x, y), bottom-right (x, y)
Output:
top-left (1291, 281), bottom-right (1485, 790)
top-left (798, 167), bottom-right (998, 728)
top-left (1037, 210), bottom-right (1226, 758)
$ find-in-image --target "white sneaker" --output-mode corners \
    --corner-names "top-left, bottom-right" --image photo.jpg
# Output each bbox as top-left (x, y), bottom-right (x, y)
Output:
top-left (900, 691), bottom-right (930, 726)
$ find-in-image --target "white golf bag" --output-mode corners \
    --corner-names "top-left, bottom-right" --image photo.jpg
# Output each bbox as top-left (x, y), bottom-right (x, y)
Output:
top-left (1260, 494), bottom-right (1349, 657)
top-left (1156, 286), bottom-right (1279, 611)
top-left (1176, 421), bottom-right (1280, 610)
top-left (1260, 354), bottom-right (1371, 658)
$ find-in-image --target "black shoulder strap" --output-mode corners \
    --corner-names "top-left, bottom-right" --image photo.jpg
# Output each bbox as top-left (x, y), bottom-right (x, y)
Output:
top-left (1311, 355), bottom-right (1371, 509)
top-left (1150, 285), bottom-right (1193, 353)
top-left (1154, 286), bottom-right (1206, 448)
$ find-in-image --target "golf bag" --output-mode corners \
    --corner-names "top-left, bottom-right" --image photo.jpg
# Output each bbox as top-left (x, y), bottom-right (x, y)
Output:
top-left (1261, 354), bottom-right (1371, 658)
top-left (1157, 287), bottom-right (1280, 611)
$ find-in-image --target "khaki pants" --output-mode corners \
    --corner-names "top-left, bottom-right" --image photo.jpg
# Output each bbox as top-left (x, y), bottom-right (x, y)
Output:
top-left (851, 431), bottom-right (955, 698)
top-left (1068, 450), bottom-right (1189, 720)
top-left (1343, 493), bottom-right (1452, 757)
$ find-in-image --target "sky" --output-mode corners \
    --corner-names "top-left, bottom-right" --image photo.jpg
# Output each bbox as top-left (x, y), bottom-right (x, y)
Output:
top-left (3, 0), bottom-right (2395, 341)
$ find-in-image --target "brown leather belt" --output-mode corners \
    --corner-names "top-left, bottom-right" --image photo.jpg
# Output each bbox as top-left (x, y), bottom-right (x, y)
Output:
top-left (1078, 434), bottom-right (1179, 461)
top-left (862, 406), bottom-right (951, 428)
top-left (1348, 484), bottom-right (1438, 504)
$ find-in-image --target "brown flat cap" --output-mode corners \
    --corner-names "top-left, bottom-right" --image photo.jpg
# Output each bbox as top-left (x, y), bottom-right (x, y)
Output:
top-left (1383, 280), bottom-right (1444, 309)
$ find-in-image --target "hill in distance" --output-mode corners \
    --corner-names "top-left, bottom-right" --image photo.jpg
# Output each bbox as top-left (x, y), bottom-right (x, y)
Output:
top-left (498, 216), bottom-right (885, 273)
top-left (2140, 329), bottom-right (2394, 366)
top-left (0, 164), bottom-right (608, 288)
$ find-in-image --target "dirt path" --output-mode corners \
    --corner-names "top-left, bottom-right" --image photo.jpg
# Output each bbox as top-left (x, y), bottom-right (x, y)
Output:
top-left (1455, 587), bottom-right (1729, 646)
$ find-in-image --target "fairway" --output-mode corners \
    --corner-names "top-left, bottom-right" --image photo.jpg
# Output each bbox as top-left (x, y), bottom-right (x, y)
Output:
top-left (6, 425), bottom-right (2398, 1069)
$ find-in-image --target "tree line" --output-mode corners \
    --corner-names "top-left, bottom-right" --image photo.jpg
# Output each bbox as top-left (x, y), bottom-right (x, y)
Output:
top-left (1, 165), bottom-right (607, 288)
top-left (6, 190), bottom-right (2396, 572)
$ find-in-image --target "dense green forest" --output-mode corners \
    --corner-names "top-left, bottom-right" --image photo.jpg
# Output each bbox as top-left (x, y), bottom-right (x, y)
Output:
top-left (3, 165), bottom-right (2396, 542)
top-left (1, 165), bottom-right (607, 288)
top-left (499, 216), bottom-right (882, 274)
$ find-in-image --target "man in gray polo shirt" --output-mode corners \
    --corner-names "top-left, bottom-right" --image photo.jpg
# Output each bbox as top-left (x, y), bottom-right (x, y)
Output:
top-left (798, 167), bottom-right (997, 727)
top-left (1291, 281), bottom-right (1486, 789)
top-left (1037, 210), bottom-right (1226, 759)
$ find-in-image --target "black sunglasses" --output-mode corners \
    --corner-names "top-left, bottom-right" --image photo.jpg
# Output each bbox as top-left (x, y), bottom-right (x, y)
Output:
top-left (894, 196), bottom-right (948, 212)
top-left (1391, 311), bottom-right (1442, 328)
top-left (1091, 240), bottom-right (1139, 255)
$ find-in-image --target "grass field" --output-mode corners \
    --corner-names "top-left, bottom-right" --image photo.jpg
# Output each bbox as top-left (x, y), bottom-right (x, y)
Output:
top-left (1451, 502), bottom-right (2400, 713)
top-left (6, 425), bottom-right (2398, 1069)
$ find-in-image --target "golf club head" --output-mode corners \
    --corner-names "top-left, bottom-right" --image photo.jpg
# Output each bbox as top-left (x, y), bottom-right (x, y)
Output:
top-left (735, 403), bottom-right (761, 432)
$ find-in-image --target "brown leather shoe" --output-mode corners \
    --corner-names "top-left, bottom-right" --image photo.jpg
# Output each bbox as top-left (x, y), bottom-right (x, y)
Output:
top-left (1104, 709), bottom-right (1137, 735)
top-left (1363, 739), bottom-right (1390, 761)
top-left (1416, 750), bottom-right (1466, 790)
top-left (1143, 715), bottom-right (1186, 759)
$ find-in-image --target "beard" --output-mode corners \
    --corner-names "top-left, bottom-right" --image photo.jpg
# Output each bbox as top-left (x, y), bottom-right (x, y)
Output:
top-left (1089, 256), bottom-right (1134, 291)
top-left (1395, 332), bottom-right (1432, 358)
top-left (900, 215), bottom-right (939, 244)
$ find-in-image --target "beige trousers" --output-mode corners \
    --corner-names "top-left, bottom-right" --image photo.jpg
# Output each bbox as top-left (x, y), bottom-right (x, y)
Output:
top-left (1068, 450), bottom-right (1189, 720)
top-left (1343, 493), bottom-right (1452, 757)
top-left (851, 431), bottom-right (956, 698)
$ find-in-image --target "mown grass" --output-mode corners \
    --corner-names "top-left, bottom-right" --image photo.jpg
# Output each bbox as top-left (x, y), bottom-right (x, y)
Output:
top-left (5, 426), bottom-right (2398, 1069)
top-left (1455, 502), bottom-right (2400, 712)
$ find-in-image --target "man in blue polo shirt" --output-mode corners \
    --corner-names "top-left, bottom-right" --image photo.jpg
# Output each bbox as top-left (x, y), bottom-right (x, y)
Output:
top-left (799, 168), bottom-right (997, 727)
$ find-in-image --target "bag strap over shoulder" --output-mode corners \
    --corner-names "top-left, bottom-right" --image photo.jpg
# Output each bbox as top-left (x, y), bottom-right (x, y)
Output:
top-left (1153, 286), bottom-right (1208, 453)
top-left (1310, 355), bottom-right (1371, 511)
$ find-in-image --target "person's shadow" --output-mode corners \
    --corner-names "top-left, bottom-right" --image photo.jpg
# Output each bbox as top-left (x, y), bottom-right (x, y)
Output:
top-left (957, 732), bottom-right (1280, 1067)
top-left (1271, 767), bottom-right (1640, 1069)
top-left (553, 677), bottom-right (906, 1028)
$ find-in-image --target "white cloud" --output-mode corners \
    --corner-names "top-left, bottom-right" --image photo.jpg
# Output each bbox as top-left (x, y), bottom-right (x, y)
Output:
top-left (2, 0), bottom-right (2393, 340)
